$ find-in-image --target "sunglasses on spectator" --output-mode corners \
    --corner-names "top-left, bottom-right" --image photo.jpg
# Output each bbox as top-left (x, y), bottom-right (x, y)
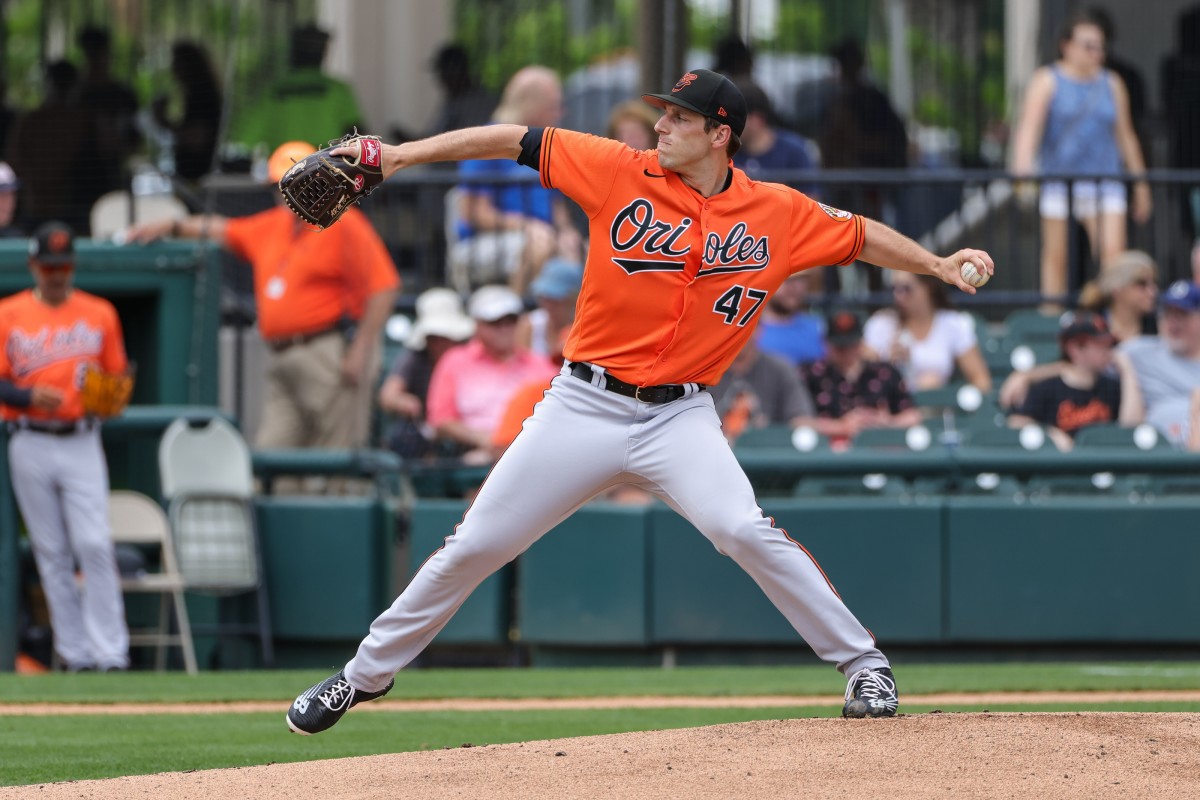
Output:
top-left (1130, 278), bottom-right (1156, 289)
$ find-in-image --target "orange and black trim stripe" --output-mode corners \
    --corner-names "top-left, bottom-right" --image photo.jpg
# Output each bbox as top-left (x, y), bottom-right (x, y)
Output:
top-left (540, 128), bottom-right (558, 189)
top-left (770, 516), bottom-right (878, 645)
top-left (770, 515), bottom-right (841, 599)
top-left (837, 214), bottom-right (866, 266)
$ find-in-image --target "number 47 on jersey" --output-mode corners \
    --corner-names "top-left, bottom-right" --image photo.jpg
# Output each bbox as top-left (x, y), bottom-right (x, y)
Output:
top-left (713, 285), bottom-right (768, 327)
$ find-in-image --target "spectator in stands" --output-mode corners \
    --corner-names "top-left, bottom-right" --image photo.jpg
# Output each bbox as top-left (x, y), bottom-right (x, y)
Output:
top-left (801, 311), bottom-right (922, 445)
top-left (817, 38), bottom-right (909, 294)
top-left (494, 261), bottom-right (583, 458)
top-left (1161, 6), bottom-right (1200, 240)
top-left (1120, 280), bottom-right (1200, 446)
top-left (516, 257), bottom-right (582, 364)
top-left (1010, 11), bottom-right (1151, 306)
top-left (231, 24), bottom-right (364, 154)
top-left (1088, 7), bottom-right (1147, 134)
top-left (606, 100), bottom-right (660, 150)
top-left (124, 141), bottom-right (399, 460)
top-left (1192, 239), bottom-right (1200, 285)
top-left (424, 44), bottom-right (497, 137)
top-left (864, 272), bottom-right (992, 392)
top-left (74, 26), bottom-right (140, 222)
top-left (757, 272), bottom-right (825, 367)
top-left (1078, 249), bottom-right (1159, 341)
top-left (733, 80), bottom-right (817, 194)
top-left (1189, 388), bottom-right (1200, 452)
top-left (0, 79), bottom-right (16, 160)
top-left (379, 288), bottom-right (474, 459)
top-left (152, 41), bottom-right (223, 182)
top-left (1007, 311), bottom-right (1143, 451)
top-left (452, 66), bottom-right (583, 295)
top-left (710, 335), bottom-right (817, 444)
top-left (426, 285), bottom-right (558, 464)
top-left (1003, 252), bottom-right (1159, 409)
top-left (0, 162), bottom-right (23, 237)
top-left (6, 61), bottom-right (90, 233)
top-left (713, 34), bottom-right (755, 83)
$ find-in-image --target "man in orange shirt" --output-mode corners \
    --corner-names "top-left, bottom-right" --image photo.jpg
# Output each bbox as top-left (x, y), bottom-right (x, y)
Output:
top-left (288, 70), bottom-right (996, 734)
top-left (125, 142), bottom-right (399, 456)
top-left (0, 222), bottom-right (130, 671)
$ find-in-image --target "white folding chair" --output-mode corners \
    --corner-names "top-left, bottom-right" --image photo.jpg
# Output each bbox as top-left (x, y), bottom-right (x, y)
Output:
top-left (90, 190), bottom-right (189, 240)
top-left (158, 417), bottom-right (273, 667)
top-left (108, 490), bottom-right (198, 674)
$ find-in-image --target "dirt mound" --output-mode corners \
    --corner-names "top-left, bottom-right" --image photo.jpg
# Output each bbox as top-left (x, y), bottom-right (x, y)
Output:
top-left (3, 712), bottom-right (1197, 799)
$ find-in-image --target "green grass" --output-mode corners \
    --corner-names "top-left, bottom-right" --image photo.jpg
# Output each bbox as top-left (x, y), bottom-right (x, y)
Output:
top-left (2, 662), bottom-right (1199, 786)
top-left (0, 707), bottom-right (820, 786)
top-left (4, 661), bottom-right (1200, 704)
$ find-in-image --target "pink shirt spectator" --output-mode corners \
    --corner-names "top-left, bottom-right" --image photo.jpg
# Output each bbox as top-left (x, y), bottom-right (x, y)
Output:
top-left (426, 339), bottom-right (557, 434)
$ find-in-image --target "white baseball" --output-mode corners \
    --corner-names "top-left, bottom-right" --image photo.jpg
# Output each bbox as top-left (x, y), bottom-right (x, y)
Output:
top-left (961, 259), bottom-right (989, 288)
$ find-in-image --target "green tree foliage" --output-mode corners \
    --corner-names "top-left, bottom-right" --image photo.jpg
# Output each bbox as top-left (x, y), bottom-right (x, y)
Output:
top-left (456, 0), bottom-right (636, 91)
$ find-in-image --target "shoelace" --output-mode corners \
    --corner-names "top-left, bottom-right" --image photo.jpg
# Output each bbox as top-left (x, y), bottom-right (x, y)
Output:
top-left (318, 679), bottom-right (355, 711)
top-left (844, 668), bottom-right (896, 702)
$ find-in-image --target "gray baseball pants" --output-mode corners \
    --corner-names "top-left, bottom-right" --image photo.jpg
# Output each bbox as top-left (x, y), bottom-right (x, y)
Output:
top-left (346, 363), bottom-right (888, 692)
top-left (9, 427), bottom-right (129, 670)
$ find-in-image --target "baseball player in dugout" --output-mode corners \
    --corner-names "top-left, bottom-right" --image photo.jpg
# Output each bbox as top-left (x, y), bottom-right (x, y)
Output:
top-left (0, 222), bottom-right (132, 672)
top-left (124, 142), bottom-right (399, 482)
top-left (286, 68), bottom-right (995, 734)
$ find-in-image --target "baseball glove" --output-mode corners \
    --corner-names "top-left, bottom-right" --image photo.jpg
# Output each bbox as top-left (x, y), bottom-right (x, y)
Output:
top-left (277, 132), bottom-right (386, 230)
top-left (80, 365), bottom-right (134, 418)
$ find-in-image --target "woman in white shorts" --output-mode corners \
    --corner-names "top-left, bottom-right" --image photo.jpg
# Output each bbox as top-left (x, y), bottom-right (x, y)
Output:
top-left (1039, 178), bottom-right (1128, 222)
top-left (1011, 12), bottom-right (1151, 305)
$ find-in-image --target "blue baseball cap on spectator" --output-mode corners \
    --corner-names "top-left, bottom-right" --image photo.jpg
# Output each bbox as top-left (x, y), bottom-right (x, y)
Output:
top-left (1161, 280), bottom-right (1200, 313)
top-left (530, 258), bottom-right (583, 300)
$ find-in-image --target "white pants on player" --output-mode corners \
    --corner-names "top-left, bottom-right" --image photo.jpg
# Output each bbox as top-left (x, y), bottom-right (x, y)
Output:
top-left (8, 426), bottom-right (129, 670)
top-left (346, 363), bottom-right (888, 691)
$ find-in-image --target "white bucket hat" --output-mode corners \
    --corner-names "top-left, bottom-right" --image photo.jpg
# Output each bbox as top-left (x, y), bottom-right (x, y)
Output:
top-left (406, 288), bottom-right (475, 349)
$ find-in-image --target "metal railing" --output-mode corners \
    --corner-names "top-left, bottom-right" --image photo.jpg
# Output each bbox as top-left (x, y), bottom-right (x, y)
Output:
top-left (208, 163), bottom-right (1200, 321)
top-left (237, 166), bottom-right (1199, 309)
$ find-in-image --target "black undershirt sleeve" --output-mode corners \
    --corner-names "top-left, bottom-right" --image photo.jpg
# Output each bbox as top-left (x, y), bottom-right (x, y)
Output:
top-left (0, 380), bottom-right (33, 408)
top-left (516, 127), bottom-right (546, 170)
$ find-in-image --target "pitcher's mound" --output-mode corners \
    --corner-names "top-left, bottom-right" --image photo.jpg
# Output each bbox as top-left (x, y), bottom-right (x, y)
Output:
top-left (5, 712), bottom-right (1198, 799)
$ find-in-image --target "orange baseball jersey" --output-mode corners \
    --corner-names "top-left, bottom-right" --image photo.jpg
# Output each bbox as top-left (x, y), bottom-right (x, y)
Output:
top-left (538, 128), bottom-right (864, 386)
top-left (224, 205), bottom-right (400, 340)
top-left (0, 289), bottom-right (127, 421)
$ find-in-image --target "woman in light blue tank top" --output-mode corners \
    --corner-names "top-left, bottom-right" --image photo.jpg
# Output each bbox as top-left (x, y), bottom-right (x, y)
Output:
top-left (1011, 12), bottom-right (1151, 306)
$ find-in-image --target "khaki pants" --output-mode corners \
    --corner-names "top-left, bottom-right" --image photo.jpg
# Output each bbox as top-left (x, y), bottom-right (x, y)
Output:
top-left (257, 330), bottom-right (380, 494)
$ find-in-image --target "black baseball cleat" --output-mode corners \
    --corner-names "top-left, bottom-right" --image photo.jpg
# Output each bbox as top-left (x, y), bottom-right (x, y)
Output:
top-left (286, 670), bottom-right (394, 735)
top-left (842, 666), bottom-right (899, 718)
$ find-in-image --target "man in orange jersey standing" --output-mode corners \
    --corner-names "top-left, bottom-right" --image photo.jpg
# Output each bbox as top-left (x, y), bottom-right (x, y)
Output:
top-left (125, 142), bottom-right (399, 458)
top-left (0, 222), bottom-right (130, 671)
top-left (287, 69), bottom-right (995, 733)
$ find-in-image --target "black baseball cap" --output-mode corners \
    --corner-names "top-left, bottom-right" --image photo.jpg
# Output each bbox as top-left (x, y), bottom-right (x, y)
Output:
top-left (1058, 310), bottom-right (1114, 343)
top-left (826, 310), bottom-right (863, 346)
top-left (643, 69), bottom-right (747, 138)
top-left (29, 221), bottom-right (75, 266)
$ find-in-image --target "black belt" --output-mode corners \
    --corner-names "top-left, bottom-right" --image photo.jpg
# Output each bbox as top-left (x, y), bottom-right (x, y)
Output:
top-left (568, 362), bottom-right (703, 404)
top-left (9, 419), bottom-right (95, 436)
top-left (267, 326), bottom-right (341, 353)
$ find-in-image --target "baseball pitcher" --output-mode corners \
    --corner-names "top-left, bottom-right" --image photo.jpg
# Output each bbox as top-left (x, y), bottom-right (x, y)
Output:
top-left (285, 69), bottom-right (994, 733)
